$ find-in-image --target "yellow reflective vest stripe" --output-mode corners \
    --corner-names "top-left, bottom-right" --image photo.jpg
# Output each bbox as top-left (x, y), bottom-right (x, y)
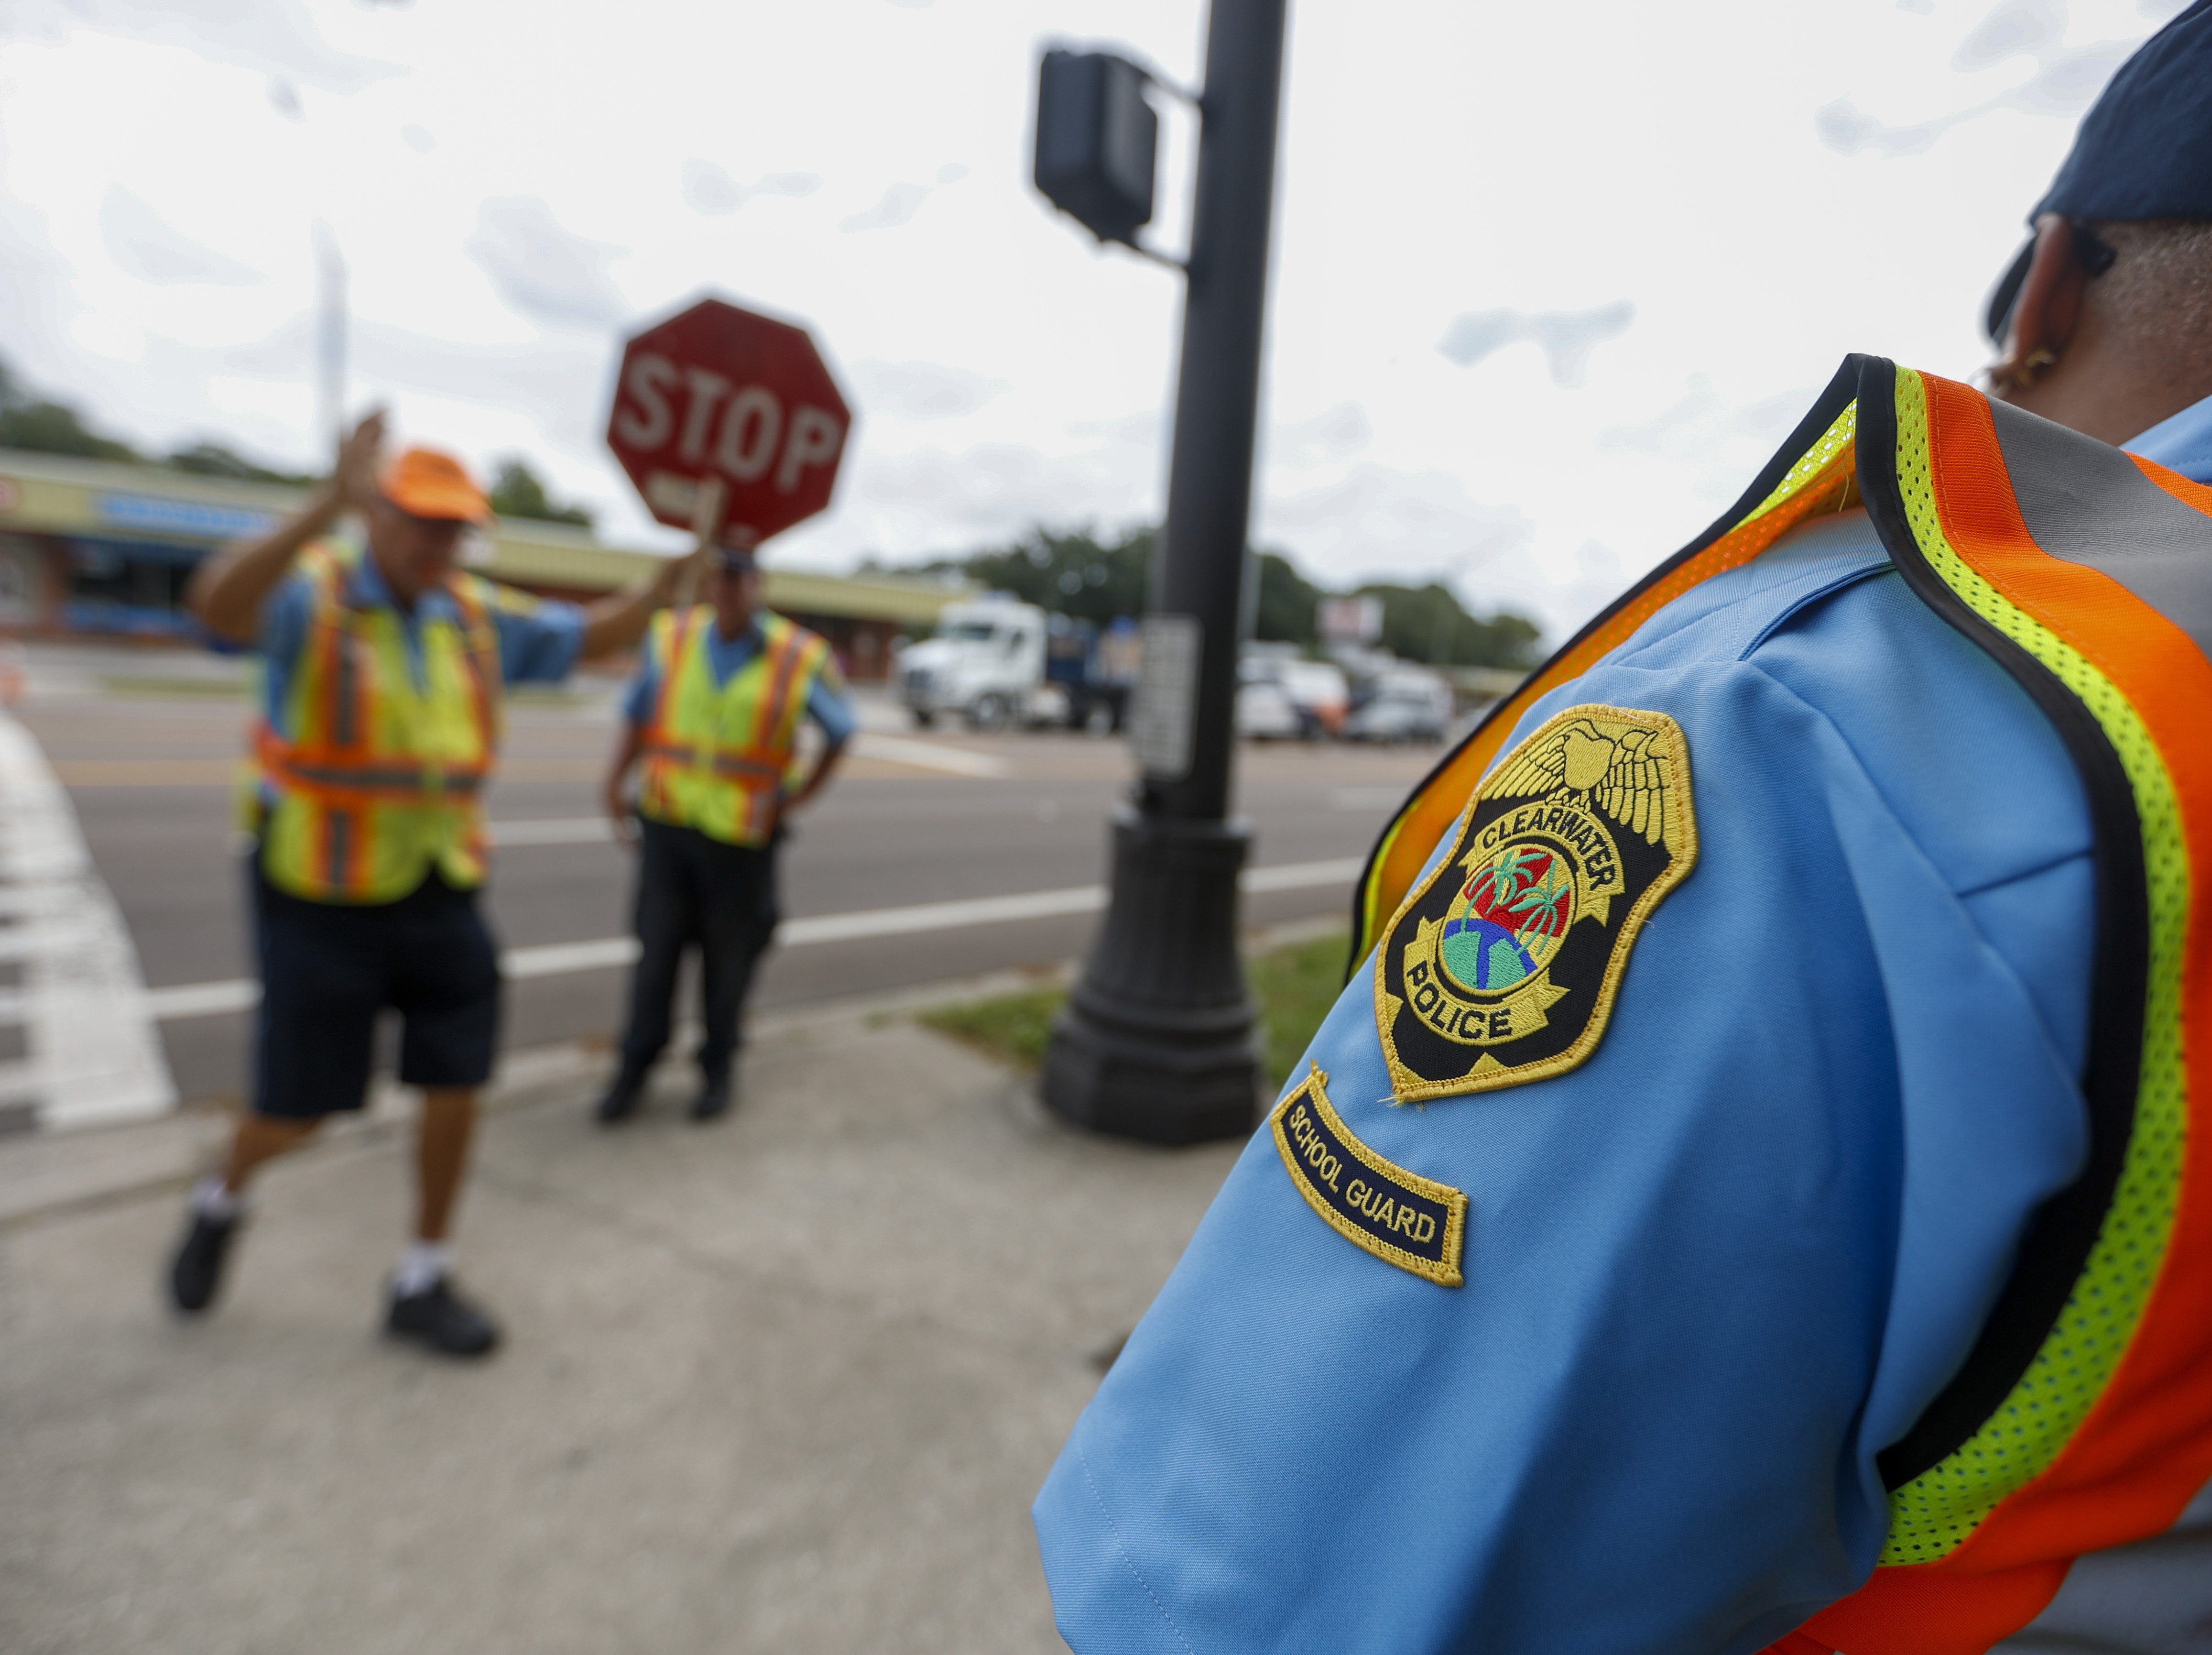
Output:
top-left (636, 607), bottom-right (830, 847)
top-left (255, 541), bottom-right (502, 903)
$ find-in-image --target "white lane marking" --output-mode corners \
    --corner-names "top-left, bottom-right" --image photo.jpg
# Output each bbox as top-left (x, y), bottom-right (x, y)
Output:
top-left (0, 712), bottom-right (176, 1127)
top-left (139, 856), bottom-right (1363, 1023)
top-left (487, 817), bottom-right (615, 847)
top-left (849, 733), bottom-right (1011, 778)
top-left (1242, 856), bottom-right (1363, 893)
top-left (505, 937), bottom-right (638, 978)
top-left (785, 884), bottom-right (1104, 946)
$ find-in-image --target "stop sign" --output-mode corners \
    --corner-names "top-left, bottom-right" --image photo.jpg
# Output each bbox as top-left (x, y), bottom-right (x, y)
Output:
top-left (605, 296), bottom-right (852, 546)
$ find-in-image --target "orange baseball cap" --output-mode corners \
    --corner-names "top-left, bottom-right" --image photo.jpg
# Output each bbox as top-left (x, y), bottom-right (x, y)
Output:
top-left (380, 447), bottom-right (490, 523)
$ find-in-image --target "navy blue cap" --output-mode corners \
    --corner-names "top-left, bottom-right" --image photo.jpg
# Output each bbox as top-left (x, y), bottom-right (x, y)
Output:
top-left (1986, 0), bottom-right (2212, 340)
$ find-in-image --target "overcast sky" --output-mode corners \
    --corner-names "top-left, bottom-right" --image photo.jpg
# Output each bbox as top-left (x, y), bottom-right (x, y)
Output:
top-left (0, 0), bottom-right (2189, 641)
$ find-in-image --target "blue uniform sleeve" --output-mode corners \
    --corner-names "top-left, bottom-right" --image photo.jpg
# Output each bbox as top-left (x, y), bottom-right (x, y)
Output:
top-left (253, 575), bottom-right (317, 734)
top-left (806, 663), bottom-right (857, 746)
top-left (622, 658), bottom-right (658, 727)
top-left (481, 582), bottom-right (586, 686)
top-left (257, 574), bottom-right (314, 668)
top-left (1034, 523), bottom-right (2096, 1654)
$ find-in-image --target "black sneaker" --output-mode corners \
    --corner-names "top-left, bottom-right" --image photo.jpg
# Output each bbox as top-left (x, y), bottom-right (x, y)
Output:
top-left (168, 1208), bottom-right (240, 1315)
top-left (689, 1070), bottom-right (734, 1122)
top-left (593, 1074), bottom-right (645, 1125)
top-left (384, 1276), bottom-right (501, 1358)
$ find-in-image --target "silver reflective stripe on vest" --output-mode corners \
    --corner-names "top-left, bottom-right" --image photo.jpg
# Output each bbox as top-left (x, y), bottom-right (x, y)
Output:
top-left (1991, 1473), bottom-right (2212, 1655)
top-left (276, 760), bottom-right (486, 795)
top-left (1988, 400), bottom-right (2212, 662)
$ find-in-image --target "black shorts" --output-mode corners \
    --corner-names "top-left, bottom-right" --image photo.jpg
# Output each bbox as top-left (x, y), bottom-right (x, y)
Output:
top-left (251, 858), bottom-right (502, 1119)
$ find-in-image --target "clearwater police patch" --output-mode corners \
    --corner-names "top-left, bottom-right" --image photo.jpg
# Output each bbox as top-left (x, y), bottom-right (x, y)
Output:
top-left (1271, 1064), bottom-right (1467, 1286)
top-left (1375, 704), bottom-right (1697, 1103)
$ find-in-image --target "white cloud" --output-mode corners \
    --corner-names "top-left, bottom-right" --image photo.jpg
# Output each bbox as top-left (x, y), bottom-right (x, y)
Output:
top-left (1819, 0), bottom-right (2138, 157)
top-left (0, 0), bottom-right (398, 92)
top-left (99, 187), bottom-right (262, 287)
top-left (1270, 402), bottom-right (1373, 467)
top-left (1437, 303), bottom-right (1636, 389)
top-left (680, 161), bottom-right (822, 217)
top-left (839, 182), bottom-right (932, 234)
top-left (851, 360), bottom-right (1007, 421)
top-left (462, 197), bottom-right (629, 333)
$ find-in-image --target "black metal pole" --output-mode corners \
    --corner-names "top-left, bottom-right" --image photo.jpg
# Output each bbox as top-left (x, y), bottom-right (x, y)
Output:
top-left (1041, 0), bottom-right (1288, 1145)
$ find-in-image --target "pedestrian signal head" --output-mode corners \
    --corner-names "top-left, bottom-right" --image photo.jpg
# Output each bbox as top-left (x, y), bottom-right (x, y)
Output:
top-left (1034, 50), bottom-right (1158, 248)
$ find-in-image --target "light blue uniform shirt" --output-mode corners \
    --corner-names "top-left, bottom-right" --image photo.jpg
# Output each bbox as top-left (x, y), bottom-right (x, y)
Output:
top-left (620, 616), bottom-right (857, 747)
top-left (1035, 394), bottom-right (2212, 1653)
top-left (255, 546), bottom-right (585, 735)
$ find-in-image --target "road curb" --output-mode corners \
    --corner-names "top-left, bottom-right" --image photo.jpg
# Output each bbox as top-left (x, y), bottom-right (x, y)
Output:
top-left (0, 913), bottom-right (1347, 1229)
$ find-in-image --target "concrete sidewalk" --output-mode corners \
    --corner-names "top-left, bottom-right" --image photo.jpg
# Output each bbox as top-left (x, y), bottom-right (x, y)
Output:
top-left (0, 1004), bottom-right (1244, 1655)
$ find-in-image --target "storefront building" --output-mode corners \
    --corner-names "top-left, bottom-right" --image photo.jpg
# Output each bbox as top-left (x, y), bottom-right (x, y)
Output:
top-left (0, 449), bottom-right (966, 680)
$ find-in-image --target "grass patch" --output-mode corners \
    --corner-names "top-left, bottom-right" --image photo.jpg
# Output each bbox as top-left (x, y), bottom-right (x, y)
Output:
top-left (920, 985), bottom-right (1069, 1072)
top-left (1248, 930), bottom-right (1355, 1083)
top-left (919, 928), bottom-right (1351, 1087)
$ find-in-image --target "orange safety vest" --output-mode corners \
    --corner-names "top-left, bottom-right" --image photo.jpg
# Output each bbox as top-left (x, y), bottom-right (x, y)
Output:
top-left (1353, 357), bottom-right (2212, 1654)
top-left (254, 541), bottom-right (502, 903)
top-left (635, 606), bottom-right (831, 848)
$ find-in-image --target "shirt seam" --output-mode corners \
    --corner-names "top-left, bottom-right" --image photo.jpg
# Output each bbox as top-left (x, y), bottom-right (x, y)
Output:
top-left (1734, 561), bottom-right (1896, 661)
top-left (1078, 1445), bottom-right (1200, 1655)
top-left (1605, 546), bottom-right (1894, 671)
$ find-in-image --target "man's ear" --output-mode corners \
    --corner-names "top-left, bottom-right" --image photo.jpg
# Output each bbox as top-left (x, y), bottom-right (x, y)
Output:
top-left (1998, 214), bottom-right (2088, 386)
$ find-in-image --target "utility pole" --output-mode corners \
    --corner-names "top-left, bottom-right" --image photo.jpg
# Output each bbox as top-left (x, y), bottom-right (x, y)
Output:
top-left (312, 222), bottom-right (347, 462)
top-left (1034, 0), bottom-right (1290, 1144)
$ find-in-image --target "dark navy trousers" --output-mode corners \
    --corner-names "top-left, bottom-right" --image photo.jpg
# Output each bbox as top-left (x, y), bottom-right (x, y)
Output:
top-left (614, 816), bottom-right (779, 1087)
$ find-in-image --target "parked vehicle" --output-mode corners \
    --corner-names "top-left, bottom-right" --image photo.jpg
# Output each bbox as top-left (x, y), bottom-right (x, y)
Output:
top-left (1237, 649), bottom-right (1350, 740)
top-left (1344, 669), bottom-right (1454, 744)
top-left (1046, 614), bottom-right (1136, 733)
top-left (1236, 656), bottom-right (1304, 740)
top-left (897, 598), bottom-right (1051, 731)
top-left (1279, 658), bottom-right (1350, 738)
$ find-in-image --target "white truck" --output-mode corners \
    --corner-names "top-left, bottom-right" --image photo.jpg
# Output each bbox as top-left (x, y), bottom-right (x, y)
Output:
top-left (897, 598), bottom-right (1056, 731)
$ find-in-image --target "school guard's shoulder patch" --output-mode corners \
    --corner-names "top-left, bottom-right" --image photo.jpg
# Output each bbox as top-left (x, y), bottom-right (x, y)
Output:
top-left (1375, 703), bottom-right (1697, 1102)
top-left (1271, 1064), bottom-right (1468, 1287)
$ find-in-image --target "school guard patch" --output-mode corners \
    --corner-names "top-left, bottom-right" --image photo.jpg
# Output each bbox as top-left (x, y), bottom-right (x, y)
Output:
top-left (1271, 1064), bottom-right (1467, 1286)
top-left (1375, 704), bottom-right (1697, 1103)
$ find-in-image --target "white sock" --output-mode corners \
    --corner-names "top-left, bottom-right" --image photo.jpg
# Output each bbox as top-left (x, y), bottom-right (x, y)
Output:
top-left (190, 1175), bottom-right (244, 1222)
top-left (392, 1240), bottom-right (454, 1298)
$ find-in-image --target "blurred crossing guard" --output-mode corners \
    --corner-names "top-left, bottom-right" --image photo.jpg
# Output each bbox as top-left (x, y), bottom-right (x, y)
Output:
top-left (0, 707), bottom-right (174, 1131)
top-left (592, 542), bottom-right (854, 1127)
top-left (161, 411), bottom-right (704, 1360)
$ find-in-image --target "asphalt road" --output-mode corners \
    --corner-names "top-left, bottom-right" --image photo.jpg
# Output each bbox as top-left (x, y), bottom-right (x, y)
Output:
top-left (16, 656), bottom-right (1438, 1105)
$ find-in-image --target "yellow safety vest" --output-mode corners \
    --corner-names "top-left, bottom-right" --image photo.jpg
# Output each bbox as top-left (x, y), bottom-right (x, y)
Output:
top-left (255, 541), bottom-right (502, 903)
top-left (637, 606), bottom-right (831, 847)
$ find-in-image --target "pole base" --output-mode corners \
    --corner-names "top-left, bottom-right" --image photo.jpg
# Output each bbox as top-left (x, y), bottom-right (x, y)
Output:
top-left (1041, 809), bottom-right (1263, 1146)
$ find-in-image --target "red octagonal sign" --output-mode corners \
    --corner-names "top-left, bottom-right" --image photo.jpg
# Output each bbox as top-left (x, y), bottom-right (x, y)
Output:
top-left (606, 296), bottom-right (852, 546)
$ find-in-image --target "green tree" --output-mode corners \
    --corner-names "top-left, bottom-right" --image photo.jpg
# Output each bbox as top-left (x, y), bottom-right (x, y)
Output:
top-left (0, 358), bottom-right (140, 461)
top-left (1355, 581), bottom-right (1540, 669)
top-left (934, 526), bottom-right (1154, 625)
top-left (165, 442), bottom-right (314, 486)
top-left (1253, 551), bottom-right (1320, 645)
top-left (920, 518), bottom-right (1542, 667)
top-left (487, 457), bottom-right (594, 526)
